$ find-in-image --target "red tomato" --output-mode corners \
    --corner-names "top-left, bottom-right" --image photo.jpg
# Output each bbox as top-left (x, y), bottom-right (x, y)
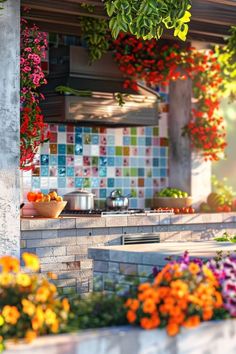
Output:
top-left (223, 205), bottom-right (232, 212)
top-left (189, 207), bottom-right (195, 214)
top-left (36, 192), bottom-right (44, 202)
top-left (27, 191), bottom-right (37, 202)
top-left (174, 208), bottom-right (180, 214)
top-left (216, 206), bottom-right (224, 212)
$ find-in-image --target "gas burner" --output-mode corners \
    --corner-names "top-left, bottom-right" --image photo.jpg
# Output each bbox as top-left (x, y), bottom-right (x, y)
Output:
top-left (61, 208), bottom-right (174, 217)
top-left (61, 209), bottom-right (104, 216)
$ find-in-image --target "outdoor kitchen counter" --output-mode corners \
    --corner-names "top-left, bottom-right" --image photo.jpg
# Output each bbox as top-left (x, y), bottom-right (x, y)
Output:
top-left (20, 212), bottom-right (236, 294)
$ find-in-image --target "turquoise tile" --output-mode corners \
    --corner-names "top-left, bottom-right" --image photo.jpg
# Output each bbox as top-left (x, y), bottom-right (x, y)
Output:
top-left (108, 157), bottom-right (115, 166)
top-left (67, 167), bottom-right (74, 177)
top-left (41, 166), bottom-right (49, 177)
top-left (160, 158), bottom-right (167, 167)
top-left (40, 154), bottom-right (49, 165)
top-left (107, 135), bottom-right (115, 145)
top-left (92, 135), bottom-right (99, 144)
top-left (115, 157), bottom-right (123, 166)
top-left (123, 136), bottom-right (130, 146)
top-left (107, 146), bottom-right (115, 155)
top-left (32, 177), bottom-right (40, 189)
top-left (99, 189), bottom-right (106, 198)
top-left (108, 178), bottom-right (115, 188)
top-left (75, 144), bottom-right (83, 155)
top-left (75, 178), bottom-right (83, 188)
top-left (160, 168), bottom-right (167, 177)
top-left (58, 155), bottom-right (66, 166)
top-left (99, 157), bottom-right (107, 166)
top-left (153, 158), bottom-right (159, 167)
top-left (115, 178), bottom-right (122, 188)
top-left (99, 167), bottom-right (107, 177)
top-left (58, 125), bottom-right (66, 132)
top-left (75, 127), bottom-right (82, 133)
top-left (58, 167), bottom-right (66, 177)
top-left (91, 178), bottom-right (99, 188)
top-left (75, 134), bottom-right (83, 144)
top-left (58, 177), bottom-right (66, 188)
top-left (58, 144), bottom-right (66, 154)
top-left (160, 147), bottom-right (168, 157)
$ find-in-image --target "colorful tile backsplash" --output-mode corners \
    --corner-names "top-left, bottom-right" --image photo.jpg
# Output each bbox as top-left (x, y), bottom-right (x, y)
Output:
top-left (22, 120), bottom-right (169, 209)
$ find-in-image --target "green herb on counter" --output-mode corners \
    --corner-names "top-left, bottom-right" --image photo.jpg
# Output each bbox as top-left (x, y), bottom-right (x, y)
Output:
top-left (55, 86), bottom-right (92, 97)
top-left (214, 232), bottom-right (236, 243)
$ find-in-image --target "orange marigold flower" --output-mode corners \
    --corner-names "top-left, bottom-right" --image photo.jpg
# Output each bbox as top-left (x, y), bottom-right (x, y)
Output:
top-left (22, 299), bottom-right (36, 316)
top-left (127, 310), bottom-right (137, 323)
top-left (188, 262), bottom-right (200, 275)
top-left (139, 283), bottom-right (151, 292)
top-left (129, 299), bottom-right (140, 312)
top-left (157, 286), bottom-right (170, 298)
top-left (62, 298), bottom-right (70, 312)
top-left (215, 291), bottom-right (223, 308)
top-left (2, 305), bottom-right (20, 325)
top-left (183, 315), bottom-right (200, 328)
top-left (35, 286), bottom-right (50, 303)
top-left (166, 322), bottom-right (179, 336)
top-left (143, 299), bottom-right (156, 314)
top-left (22, 253), bottom-right (40, 272)
top-left (25, 330), bottom-right (37, 343)
top-left (51, 319), bottom-right (59, 333)
top-left (140, 317), bottom-right (155, 330)
top-left (0, 256), bottom-right (20, 273)
top-left (202, 309), bottom-right (213, 321)
top-left (32, 306), bottom-right (44, 331)
top-left (170, 280), bottom-right (189, 298)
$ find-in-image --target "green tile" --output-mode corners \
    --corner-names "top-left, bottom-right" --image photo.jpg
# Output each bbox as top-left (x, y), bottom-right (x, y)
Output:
top-left (92, 156), bottom-right (98, 166)
top-left (131, 189), bottom-right (137, 198)
top-left (131, 136), bottom-right (137, 145)
top-left (116, 146), bottom-right (122, 156)
top-left (84, 134), bottom-right (91, 144)
top-left (92, 127), bottom-right (99, 133)
top-left (67, 144), bottom-right (74, 155)
top-left (153, 127), bottom-right (159, 136)
top-left (83, 178), bottom-right (91, 188)
top-left (123, 168), bottom-right (130, 177)
top-left (131, 168), bottom-right (137, 177)
top-left (131, 127), bottom-right (137, 135)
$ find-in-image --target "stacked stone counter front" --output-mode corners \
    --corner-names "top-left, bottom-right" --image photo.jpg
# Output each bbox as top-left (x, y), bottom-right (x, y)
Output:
top-left (21, 212), bottom-right (236, 293)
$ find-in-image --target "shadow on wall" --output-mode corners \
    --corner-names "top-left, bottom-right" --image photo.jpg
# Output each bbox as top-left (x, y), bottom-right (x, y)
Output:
top-left (213, 99), bottom-right (236, 190)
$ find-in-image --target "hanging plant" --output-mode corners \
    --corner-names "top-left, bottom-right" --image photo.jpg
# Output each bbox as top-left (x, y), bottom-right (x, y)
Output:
top-left (216, 26), bottom-right (236, 101)
top-left (104, 0), bottom-right (191, 41)
top-left (20, 19), bottom-right (49, 170)
top-left (113, 34), bottom-right (227, 161)
top-left (79, 4), bottom-right (110, 63)
top-left (0, 0), bottom-right (6, 11)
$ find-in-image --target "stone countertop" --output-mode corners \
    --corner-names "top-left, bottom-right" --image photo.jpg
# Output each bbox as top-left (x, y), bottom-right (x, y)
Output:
top-left (88, 241), bottom-right (236, 266)
top-left (21, 212), bottom-right (236, 231)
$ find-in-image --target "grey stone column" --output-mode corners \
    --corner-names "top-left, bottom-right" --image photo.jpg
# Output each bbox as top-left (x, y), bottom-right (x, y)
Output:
top-left (168, 77), bottom-right (211, 206)
top-left (0, 0), bottom-right (20, 256)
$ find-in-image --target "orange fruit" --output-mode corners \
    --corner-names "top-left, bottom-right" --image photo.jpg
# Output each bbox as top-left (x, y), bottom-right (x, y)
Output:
top-left (27, 192), bottom-right (37, 202)
top-left (36, 192), bottom-right (44, 202)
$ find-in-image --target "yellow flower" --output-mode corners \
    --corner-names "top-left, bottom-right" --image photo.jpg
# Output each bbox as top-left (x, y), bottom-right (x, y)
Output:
top-left (35, 286), bottom-right (50, 302)
top-left (22, 299), bottom-right (36, 317)
top-left (16, 273), bottom-right (31, 287)
top-left (22, 253), bottom-right (40, 272)
top-left (51, 319), bottom-right (59, 333)
top-left (32, 306), bottom-right (44, 331)
top-left (25, 330), bottom-right (37, 343)
top-left (44, 308), bottom-right (57, 326)
top-left (0, 256), bottom-right (20, 273)
top-left (2, 305), bottom-right (20, 325)
top-left (0, 315), bottom-right (4, 327)
top-left (47, 272), bottom-right (58, 280)
top-left (0, 273), bottom-right (14, 286)
top-left (62, 298), bottom-right (70, 313)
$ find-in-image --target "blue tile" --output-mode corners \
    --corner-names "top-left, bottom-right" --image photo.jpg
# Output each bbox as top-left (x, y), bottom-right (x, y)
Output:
top-left (138, 168), bottom-right (145, 177)
top-left (58, 125), bottom-right (66, 132)
top-left (123, 136), bottom-right (130, 146)
top-left (123, 179), bottom-right (130, 187)
top-left (153, 168), bottom-right (160, 177)
top-left (41, 189), bottom-right (49, 195)
top-left (160, 147), bottom-right (167, 157)
top-left (145, 137), bottom-right (152, 146)
top-left (123, 188), bottom-right (130, 195)
top-left (138, 147), bottom-right (145, 156)
top-left (130, 199), bottom-right (137, 209)
top-left (99, 189), bottom-right (107, 198)
top-left (107, 135), bottom-right (115, 145)
top-left (153, 158), bottom-right (159, 167)
top-left (75, 127), bottom-right (82, 133)
top-left (160, 158), bottom-right (167, 167)
top-left (58, 177), bottom-right (66, 188)
top-left (99, 157), bottom-right (107, 166)
top-left (50, 155), bottom-right (58, 166)
top-left (58, 155), bottom-right (66, 166)
top-left (40, 154), bottom-right (49, 165)
top-left (41, 166), bottom-right (49, 177)
top-left (99, 167), bottom-right (107, 177)
top-left (75, 144), bottom-right (83, 155)
top-left (160, 168), bottom-right (167, 177)
top-left (91, 178), bottom-right (99, 188)
top-left (145, 188), bottom-right (153, 198)
top-left (138, 137), bottom-right (145, 146)
top-left (84, 127), bottom-right (91, 133)
top-left (108, 157), bottom-right (115, 166)
top-left (58, 167), bottom-right (66, 177)
top-left (75, 178), bottom-right (83, 188)
top-left (160, 92), bottom-right (168, 103)
top-left (138, 157), bottom-right (145, 166)
top-left (67, 167), bottom-right (74, 177)
top-left (145, 127), bottom-right (152, 136)
top-left (92, 135), bottom-right (99, 144)
top-left (115, 178), bottom-right (123, 188)
top-left (130, 158), bottom-right (138, 167)
top-left (75, 134), bottom-right (83, 145)
top-left (153, 147), bottom-right (160, 157)
top-left (32, 177), bottom-right (40, 189)
top-left (145, 178), bottom-right (152, 187)
top-left (107, 146), bottom-right (115, 156)
top-left (115, 157), bottom-right (123, 166)
top-left (107, 178), bottom-right (115, 188)
top-left (58, 144), bottom-right (66, 154)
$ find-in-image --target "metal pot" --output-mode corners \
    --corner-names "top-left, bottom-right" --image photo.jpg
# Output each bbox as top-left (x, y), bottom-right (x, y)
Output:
top-left (63, 190), bottom-right (95, 210)
top-left (106, 190), bottom-right (130, 210)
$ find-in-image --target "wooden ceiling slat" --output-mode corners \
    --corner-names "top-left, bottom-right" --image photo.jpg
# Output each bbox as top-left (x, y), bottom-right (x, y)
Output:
top-left (204, 0), bottom-right (236, 6)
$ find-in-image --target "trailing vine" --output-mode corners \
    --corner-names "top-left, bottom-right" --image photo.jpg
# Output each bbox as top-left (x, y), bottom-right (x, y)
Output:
top-left (80, 4), bottom-right (110, 63)
top-left (104, 0), bottom-right (191, 41)
top-left (20, 19), bottom-right (49, 170)
top-left (113, 34), bottom-right (226, 161)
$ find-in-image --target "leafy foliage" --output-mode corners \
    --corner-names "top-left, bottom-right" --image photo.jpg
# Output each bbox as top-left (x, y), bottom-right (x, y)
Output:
top-left (0, 0), bottom-right (6, 11)
top-left (211, 175), bottom-right (235, 205)
top-left (216, 26), bottom-right (236, 101)
top-left (104, 0), bottom-right (191, 41)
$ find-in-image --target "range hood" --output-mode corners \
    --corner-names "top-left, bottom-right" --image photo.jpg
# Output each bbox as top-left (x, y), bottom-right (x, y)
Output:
top-left (41, 46), bottom-right (160, 127)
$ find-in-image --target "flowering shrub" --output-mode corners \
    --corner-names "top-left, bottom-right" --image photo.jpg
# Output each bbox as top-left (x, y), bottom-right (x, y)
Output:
top-left (125, 259), bottom-right (223, 336)
top-left (113, 34), bottom-right (227, 161)
top-left (209, 256), bottom-right (236, 317)
top-left (0, 253), bottom-right (70, 351)
top-left (20, 19), bottom-right (49, 170)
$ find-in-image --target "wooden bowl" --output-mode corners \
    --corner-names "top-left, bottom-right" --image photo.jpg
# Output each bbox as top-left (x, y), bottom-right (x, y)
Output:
top-left (152, 197), bottom-right (192, 209)
top-left (32, 201), bottom-right (67, 218)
